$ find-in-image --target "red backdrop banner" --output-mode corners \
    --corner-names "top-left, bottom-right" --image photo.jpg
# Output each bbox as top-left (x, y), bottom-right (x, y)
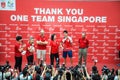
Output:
top-left (0, 0), bottom-right (120, 65)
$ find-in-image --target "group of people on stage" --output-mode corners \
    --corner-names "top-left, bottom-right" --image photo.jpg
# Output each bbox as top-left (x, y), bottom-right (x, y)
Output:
top-left (14, 29), bottom-right (89, 72)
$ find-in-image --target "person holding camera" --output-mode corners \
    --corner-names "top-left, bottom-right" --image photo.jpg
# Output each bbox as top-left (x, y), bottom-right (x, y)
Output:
top-left (19, 67), bottom-right (33, 80)
top-left (90, 66), bottom-right (101, 80)
top-left (114, 69), bottom-right (120, 80)
top-left (0, 61), bottom-right (12, 80)
top-left (11, 69), bottom-right (19, 79)
top-left (26, 36), bottom-right (35, 65)
top-left (49, 34), bottom-right (60, 67)
top-left (61, 70), bottom-right (73, 80)
top-left (78, 32), bottom-right (89, 66)
top-left (14, 35), bottom-right (26, 72)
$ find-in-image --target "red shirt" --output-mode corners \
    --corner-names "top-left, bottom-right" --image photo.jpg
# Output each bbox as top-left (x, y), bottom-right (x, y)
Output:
top-left (14, 43), bottom-right (22, 57)
top-left (26, 43), bottom-right (34, 57)
top-left (50, 40), bottom-right (59, 54)
top-left (62, 36), bottom-right (72, 51)
top-left (79, 38), bottom-right (89, 48)
top-left (36, 35), bottom-right (47, 50)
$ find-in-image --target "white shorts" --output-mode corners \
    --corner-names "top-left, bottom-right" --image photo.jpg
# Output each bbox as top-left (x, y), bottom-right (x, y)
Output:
top-left (36, 49), bottom-right (46, 60)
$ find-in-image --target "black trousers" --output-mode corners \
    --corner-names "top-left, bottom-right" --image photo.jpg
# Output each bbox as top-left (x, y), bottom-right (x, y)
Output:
top-left (50, 53), bottom-right (59, 66)
top-left (27, 55), bottom-right (34, 65)
top-left (14, 56), bottom-right (22, 72)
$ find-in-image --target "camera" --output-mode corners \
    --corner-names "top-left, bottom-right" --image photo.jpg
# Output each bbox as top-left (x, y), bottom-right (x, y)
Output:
top-left (47, 65), bottom-right (52, 70)
top-left (0, 61), bottom-right (11, 80)
top-left (60, 63), bottom-right (66, 71)
top-left (70, 65), bottom-right (83, 79)
top-left (44, 65), bottom-right (53, 80)
top-left (92, 66), bottom-right (98, 73)
top-left (102, 65), bottom-right (110, 74)
top-left (0, 61), bottom-right (11, 72)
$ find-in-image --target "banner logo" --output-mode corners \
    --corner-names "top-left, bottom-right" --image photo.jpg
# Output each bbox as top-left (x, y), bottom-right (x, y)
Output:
top-left (0, 0), bottom-right (16, 11)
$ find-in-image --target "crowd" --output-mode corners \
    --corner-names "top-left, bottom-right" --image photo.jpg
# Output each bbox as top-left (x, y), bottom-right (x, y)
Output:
top-left (0, 61), bottom-right (120, 80)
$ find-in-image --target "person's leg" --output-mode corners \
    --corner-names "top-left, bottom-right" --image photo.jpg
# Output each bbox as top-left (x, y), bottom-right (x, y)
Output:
top-left (27, 56), bottom-right (30, 64)
top-left (27, 55), bottom-right (33, 64)
top-left (18, 57), bottom-right (22, 72)
top-left (50, 54), bottom-right (54, 66)
top-left (14, 57), bottom-right (18, 69)
top-left (14, 57), bottom-right (22, 72)
top-left (31, 55), bottom-right (34, 64)
top-left (64, 58), bottom-right (66, 65)
top-left (55, 53), bottom-right (59, 66)
top-left (83, 48), bottom-right (88, 65)
top-left (78, 49), bottom-right (83, 66)
top-left (43, 50), bottom-right (46, 63)
top-left (41, 50), bottom-right (46, 63)
top-left (36, 49), bottom-right (41, 65)
top-left (27, 56), bottom-right (29, 64)
top-left (68, 50), bottom-right (73, 65)
top-left (63, 51), bottom-right (67, 65)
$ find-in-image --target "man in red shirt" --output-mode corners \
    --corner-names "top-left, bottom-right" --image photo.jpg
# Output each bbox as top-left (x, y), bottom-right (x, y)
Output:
top-left (78, 32), bottom-right (89, 66)
top-left (26, 36), bottom-right (35, 65)
top-left (36, 29), bottom-right (48, 65)
top-left (49, 34), bottom-right (59, 67)
top-left (14, 36), bottom-right (26, 72)
top-left (61, 30), bottom-right (73, 66)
